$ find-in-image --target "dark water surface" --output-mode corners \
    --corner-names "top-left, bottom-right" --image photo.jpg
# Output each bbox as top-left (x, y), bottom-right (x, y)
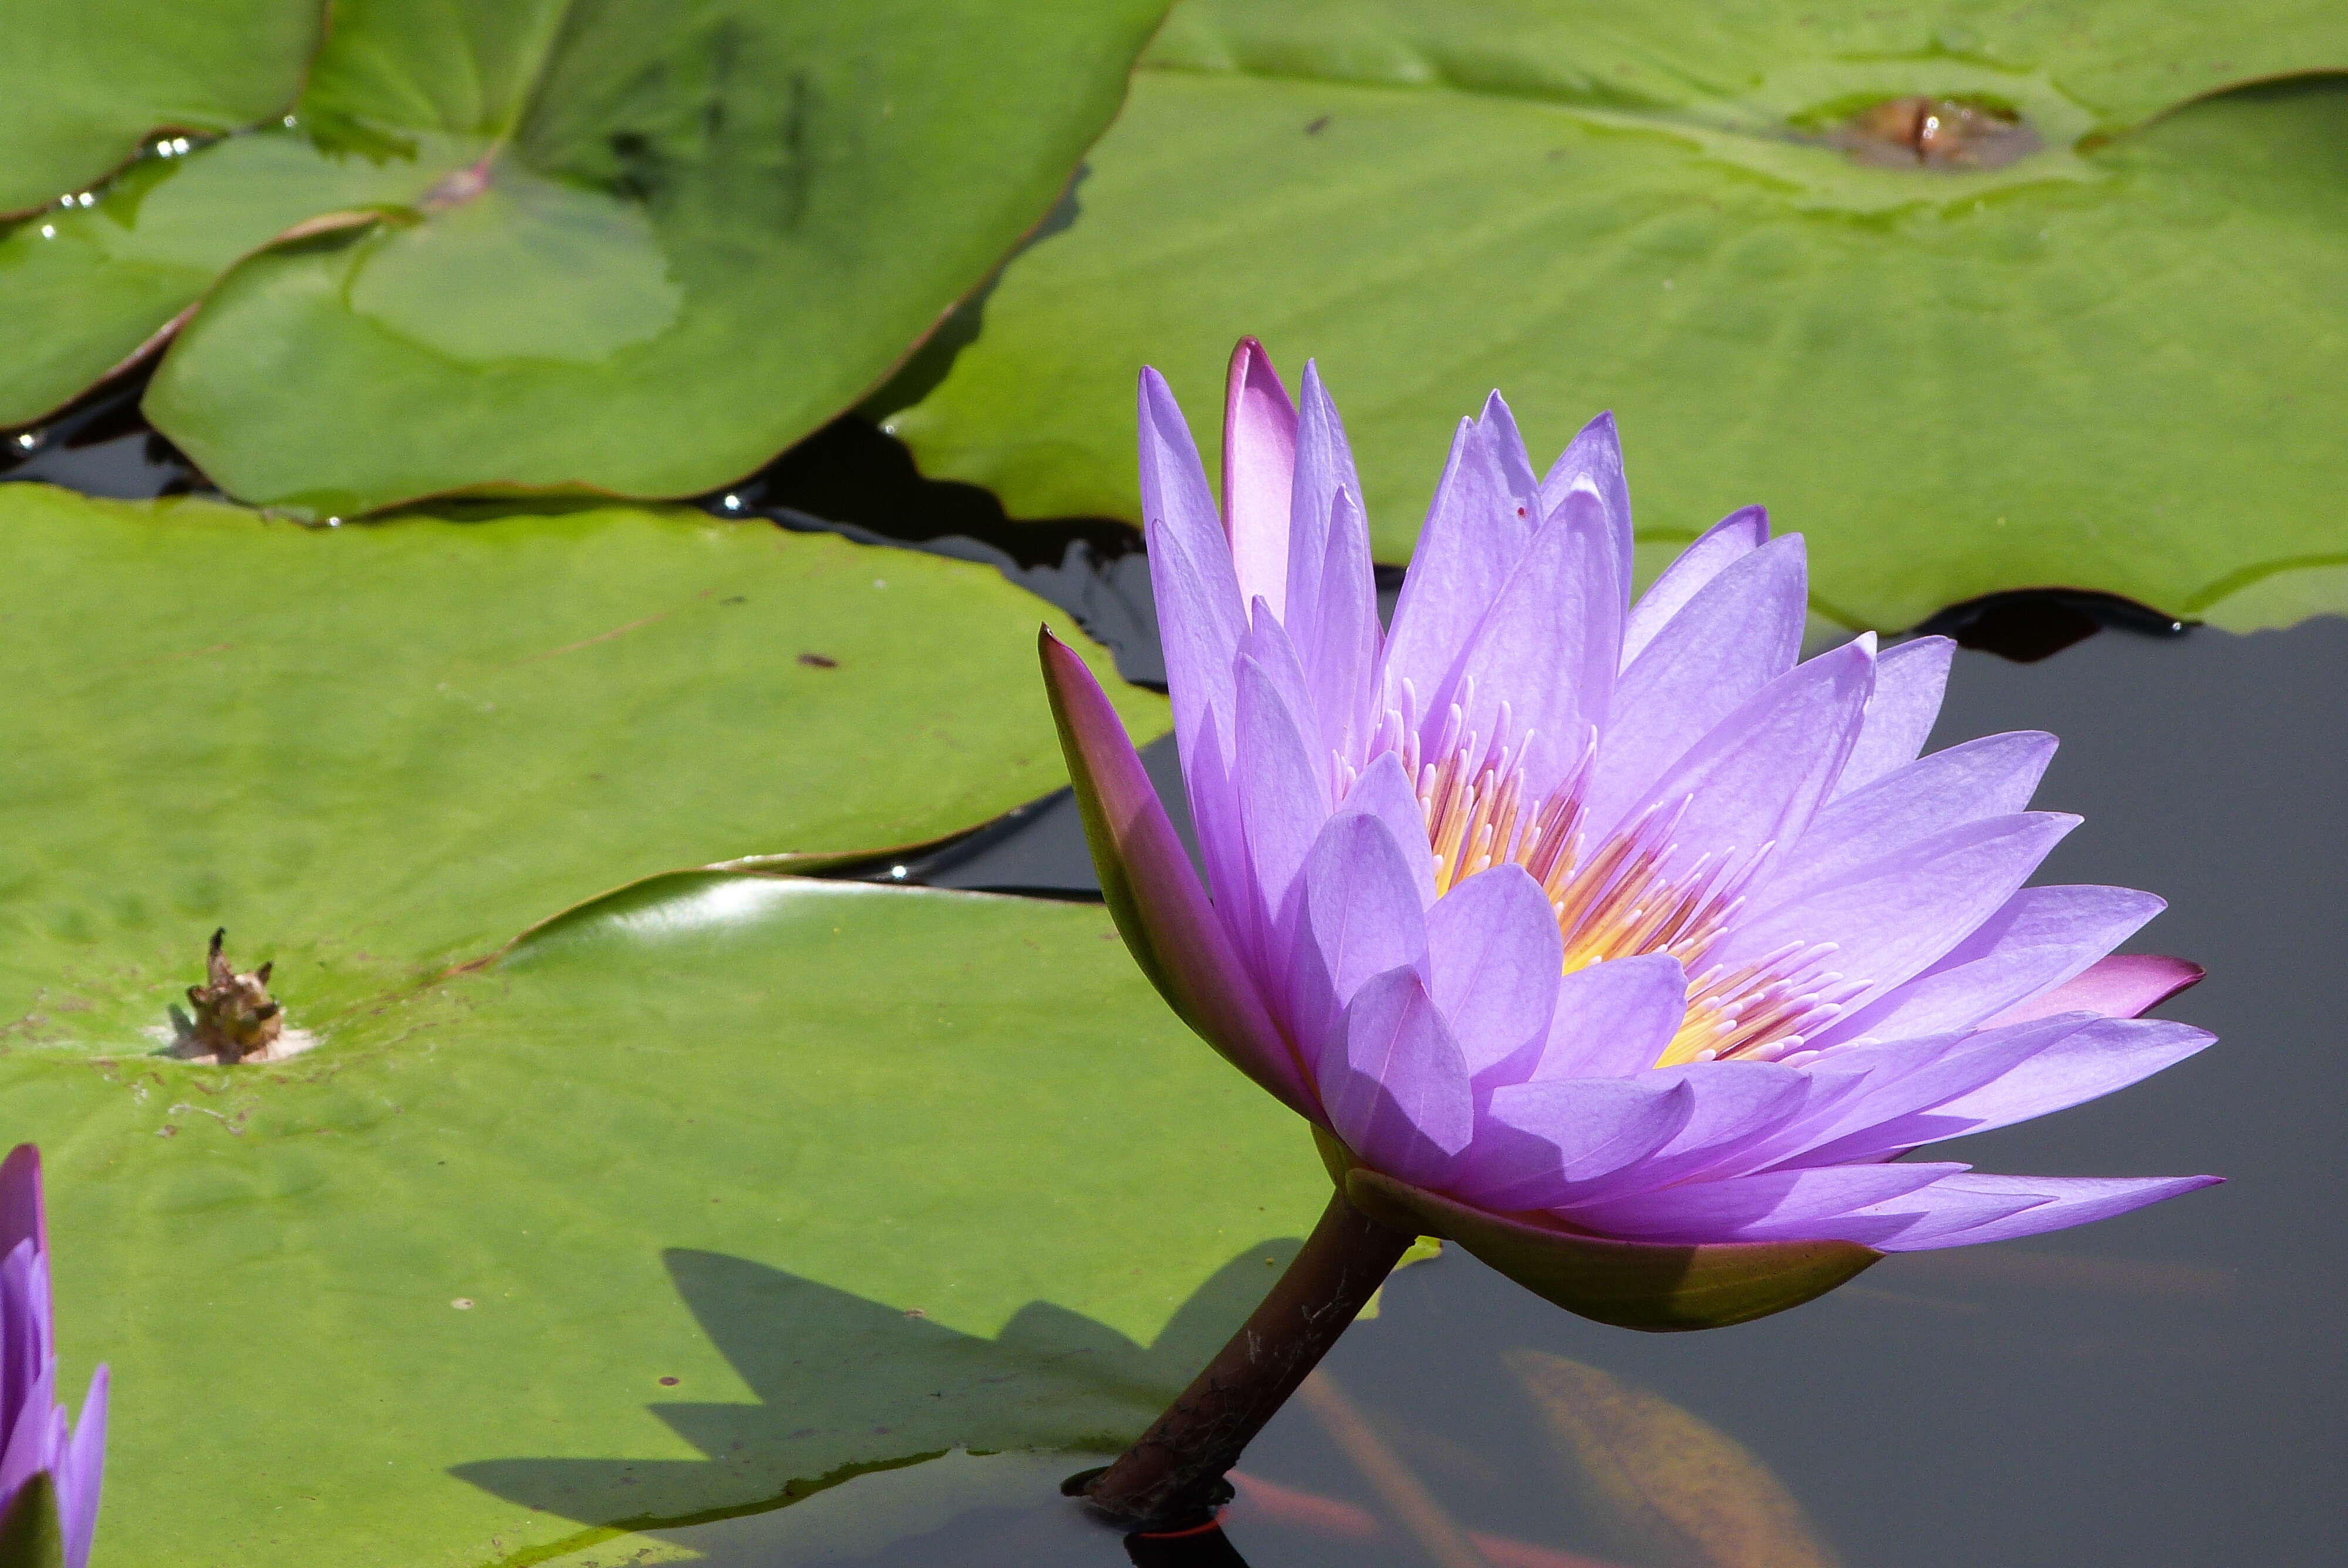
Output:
top-left (8, 397), bottom-right (2340, 1567)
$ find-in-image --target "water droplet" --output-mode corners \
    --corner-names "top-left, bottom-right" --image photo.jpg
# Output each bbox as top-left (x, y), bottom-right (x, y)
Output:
top-left (721, 493), bottom-right (743, 511)
top-left (889, 865), bottom-right (908, 880)
top-left (38, 224), bottom-right (54, 239)
top-left (13, 434), bottom-right (35, 450)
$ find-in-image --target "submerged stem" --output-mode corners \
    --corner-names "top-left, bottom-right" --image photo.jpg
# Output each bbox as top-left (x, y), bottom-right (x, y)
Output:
top-left (1075, 1189), bottom-right (1416, 1529)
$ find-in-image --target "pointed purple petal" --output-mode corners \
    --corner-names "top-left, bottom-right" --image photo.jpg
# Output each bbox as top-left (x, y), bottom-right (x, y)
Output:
top-left (1989, 952), bottom-right (2205, 1025)
top-left (1284, 362), bottom-right (1366, 623)
top-left (1819, 885), bottom-right (2166, 1045)
top-left (1454, 1077), bottom-right (1695, 1209)
top-left (1380, 417), bottom-right (1530, 719)
top-left (1333, 750), bottom-right (1436, 910)
top-left (1834, 635), bottom-right (1955, 797)
top-left (1041, 630), bottom-right (1311, 1114)
top-left (1425, 865), bottom-right (1564, 1078)
top-left (1874, 1172), bottom-right (2222, 1251)
top-left (1760, 731), bottom-right (2058, 910)
top-left (1715, 812), bottom-right (2081, 1006)
top-left (58, 1364), bottom-right (104, 1568)
top-left (1296, 487), bottom-right (1380, 769)
top-left (1318, 965), bottom-right (1474, 1187)
top-left (1607, 636), bottom-right (1875, 866)
top-left (1528, 953), bottom-right (1688, 1080)
top-left (1293, 810), bottom-right (1434, 1067)
top-left (0, 1148), bottom-right (41, 1275)
top-left (1221, 338), bottom-right (1298, 623)
top-left (1476, 391), bottom-right (1540, 505)
top-left (1757, 1015), bottom-right (2094, 1167)
top-left (1878, 1016), bottom-right (2215, 1145)
top-left (1621, 505), bottom-right (1769, 665)
top-left (1537, 411), bottom-right (1632, 600)
top-left (1558, 1162), bottom-right (1968, 1244)
top-left (1140, 365), bottom-right (1248, 845)
top-left (1584, 534), bottom-right (1808, 831)
top-left (1435, 486), bottom-right (1622, 802)
top-left (1234, 649), bottom-right (1330, 964)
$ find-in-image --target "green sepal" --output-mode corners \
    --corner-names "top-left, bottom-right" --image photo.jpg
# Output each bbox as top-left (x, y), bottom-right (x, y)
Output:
top-left (1314, 1128), bottom-right (1880, 1333)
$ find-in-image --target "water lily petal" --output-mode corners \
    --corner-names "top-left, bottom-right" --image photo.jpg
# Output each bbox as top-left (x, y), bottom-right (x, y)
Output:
top-left (1759, 1016), bottom-right (2094, 1168)
top-left (58, 1363), bottom-right (106, 1568)
top-left (1439, 485), bottom-right (1622, 802)
top-left (1234, 648), bottom-right (1329, 958)
top-left (1320, 965), bottom-right (1473, 1187)
top-left (1558, 1163), bottom-right (1969, 1244)
top-left (1455, 1077), bottom-right (1695, 1209)
top-left (1873, 1172), bottom-right (2223, 1251)
top-left (1296, 486), bottom-right (1380, 769)
top-left (1621, 505), bottom-right (1769, 665)
top-left (1333, 749), bottom-right (1436, 910)
top-left (1381, 417), bottom-right (1530, 720)
top-left (1584, 533), bottom-right (1808, 830)
top-left (1425, 864), bottom-right (1564, 1078)
top-left (1614, 636), bottom-right (1874, 866)
top-left (1762, 730), bottom-right (2058, 909)
top-left (1041, 629), bottom-right (1310, 1113)
top-left (0, 1145), bottom-right (41, 1269)
top-left (1537, 411), bottom-right (1632, 596)
top-left (1293, 810), bottom-right (1433, 1061)
top-left (1819, 885), bottom-right (2167, 1044)
top-left (1713, 812), bottom-right (2081, 1005)
top-left (1864, 1017), bottom-right (2216, 1149)
top-left (1989, 951), bottom-right (2205, 1025)
top-left (1221, 337), bottom-right (1298, 624)
top-left (1140, 368), bottom-right (1253, 931)
top-left (1834, 635), bottom-right (1955, 797)
top-left (1528, 952), bottom-right (1687, 1081)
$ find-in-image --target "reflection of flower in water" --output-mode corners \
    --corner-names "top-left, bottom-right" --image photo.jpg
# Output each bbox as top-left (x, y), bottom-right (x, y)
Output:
top-left (1047, 337), bottom-right (2220, 1317)
top-left (1512, 1352), bottom-right (1836, 1568)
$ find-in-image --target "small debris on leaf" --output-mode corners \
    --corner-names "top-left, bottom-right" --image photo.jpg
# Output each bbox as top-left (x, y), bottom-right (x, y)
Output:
top-left (166, 929), bottom-right (317, 1064)
top-left (1834, 96), bottom-right (2040, 170)
top-left (797, 652), bottom-right (839, 668)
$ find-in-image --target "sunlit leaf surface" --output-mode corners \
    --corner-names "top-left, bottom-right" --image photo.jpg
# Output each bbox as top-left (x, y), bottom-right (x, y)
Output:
top-left (0, 0), bottom-right (1170, 515)
top-left (0, 0), bottom-right (321, 215)
top-left (0, 483), bottom-right (1161, 1042)
top-left (890, 0), bottom-right (2348, 630)
top-left (18, 877), bottom-right (1328, 1566)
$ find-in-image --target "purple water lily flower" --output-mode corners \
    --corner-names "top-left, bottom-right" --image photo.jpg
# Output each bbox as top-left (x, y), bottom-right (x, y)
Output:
top-left (1044, 339), bottom-right (2218, 1336)
top-left (1, 1146), bottom-right (107, 1567)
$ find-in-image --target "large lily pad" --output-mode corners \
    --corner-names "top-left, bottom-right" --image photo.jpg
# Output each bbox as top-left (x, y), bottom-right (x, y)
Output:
top-left (17, 875), bottom-right (1330, 1566)
top-left (888, 1), bottom-right (2348, 631)
top-left (0, 0), bottom-right (322, 217)
top-left (0, 482), bottom-right (1162, 1044)
top-left (0, 0), bottom-right (1171, 515)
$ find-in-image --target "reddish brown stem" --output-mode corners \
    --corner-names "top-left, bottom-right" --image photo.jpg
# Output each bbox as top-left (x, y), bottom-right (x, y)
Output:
top-left (1077, 1189), bottom-right (1416, 1529)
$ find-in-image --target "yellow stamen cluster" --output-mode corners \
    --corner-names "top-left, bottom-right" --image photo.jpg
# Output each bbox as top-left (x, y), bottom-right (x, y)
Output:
top-left (1358, 691), bottom-right (1854, 1071)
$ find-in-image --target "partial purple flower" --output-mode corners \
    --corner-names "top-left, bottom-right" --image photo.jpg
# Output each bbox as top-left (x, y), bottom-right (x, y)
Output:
top-left (0, 1145), bottom-right (107, 1568)
top-left (1045, 339), bottom-right (2218, 1330)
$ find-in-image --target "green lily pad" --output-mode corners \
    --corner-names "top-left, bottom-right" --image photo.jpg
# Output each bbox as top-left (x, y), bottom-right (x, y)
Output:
top-left (0, 0), bottom-right (322, 217)
top-left (20, 875), bottom-right (1330, 1566)
top-left (0, 482), bottom-right (1161, 1045)
top-left (0, 0), bottom-right (1172, 515)
top-left (887, 1), bottom-right (2348, 631)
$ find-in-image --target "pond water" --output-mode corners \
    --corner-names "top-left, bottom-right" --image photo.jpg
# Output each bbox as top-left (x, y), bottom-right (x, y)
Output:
top-left (6, 397), bottom-right (2340, 1567)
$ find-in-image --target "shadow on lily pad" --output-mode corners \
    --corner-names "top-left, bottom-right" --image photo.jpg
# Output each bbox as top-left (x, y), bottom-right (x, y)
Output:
top-left (453, 1240), bottom-right (1300, 1538)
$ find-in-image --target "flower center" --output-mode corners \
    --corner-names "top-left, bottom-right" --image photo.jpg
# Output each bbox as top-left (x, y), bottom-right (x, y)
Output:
top-left (1357, 687), bottom-right (1860, 1070)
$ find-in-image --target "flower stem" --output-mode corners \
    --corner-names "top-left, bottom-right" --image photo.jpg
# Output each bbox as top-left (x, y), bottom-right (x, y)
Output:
top-left (1076, 1188), bottom-right (1417, 1529)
